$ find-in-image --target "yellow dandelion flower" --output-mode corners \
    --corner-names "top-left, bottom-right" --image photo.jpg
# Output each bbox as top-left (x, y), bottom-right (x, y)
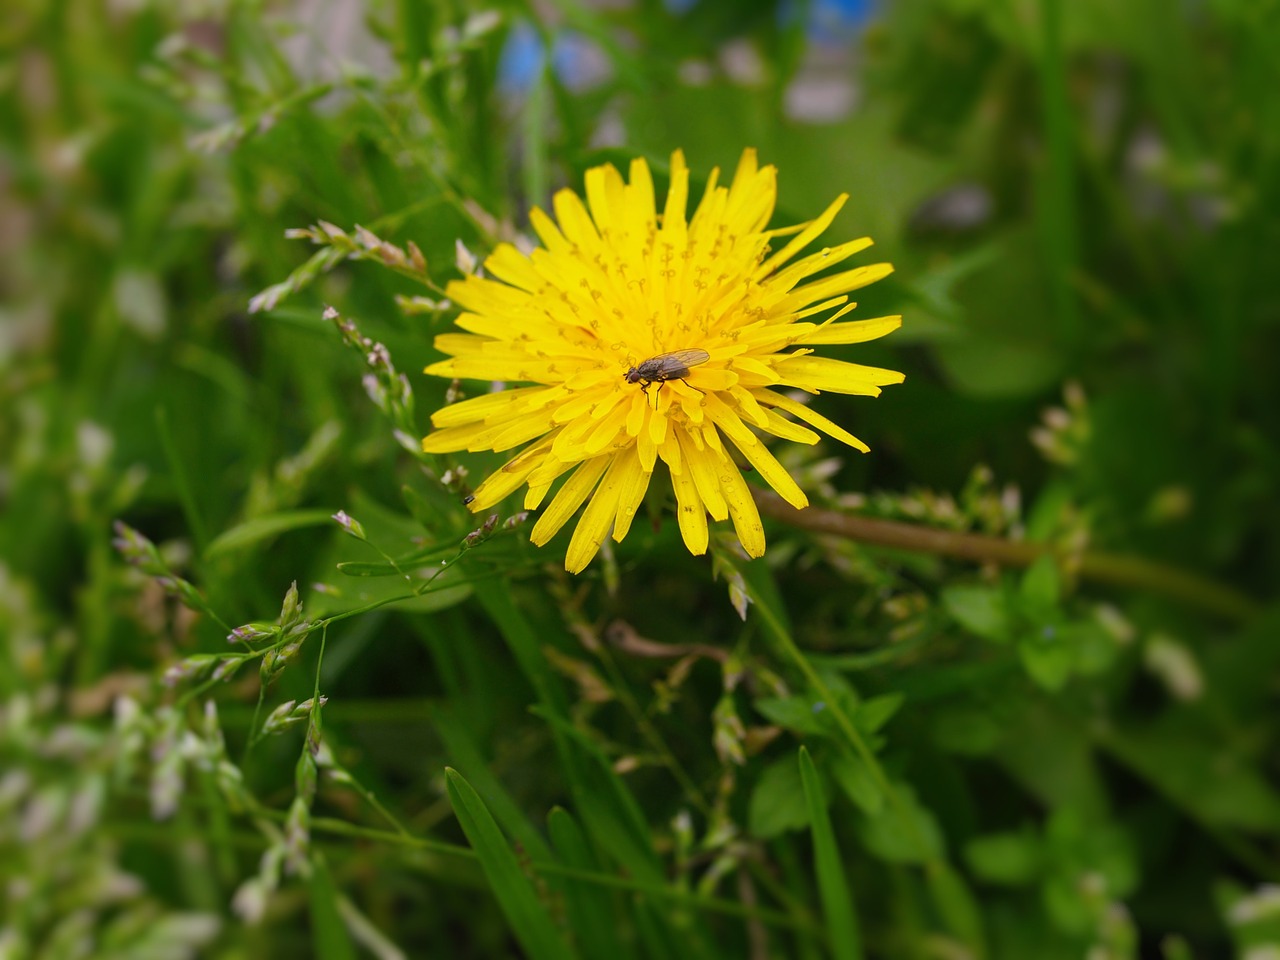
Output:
top-left (422, 149), bottom-right (903, 573)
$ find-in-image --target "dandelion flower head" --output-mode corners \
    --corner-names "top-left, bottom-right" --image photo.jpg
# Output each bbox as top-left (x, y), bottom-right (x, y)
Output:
top-left (422, 149), bottom-right (903, 573)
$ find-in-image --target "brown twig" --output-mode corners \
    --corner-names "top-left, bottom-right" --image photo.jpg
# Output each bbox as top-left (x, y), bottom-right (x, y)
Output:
top-left (752, 490), bottom-right (1262, 623)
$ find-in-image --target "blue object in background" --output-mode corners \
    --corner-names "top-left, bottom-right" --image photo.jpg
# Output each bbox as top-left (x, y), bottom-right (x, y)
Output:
top-left (498, 20), bottom-right (544, 94)
top-left (499, 20), bottom-right (606, 94)
top-left (779, 0), bottom-right (878, 43)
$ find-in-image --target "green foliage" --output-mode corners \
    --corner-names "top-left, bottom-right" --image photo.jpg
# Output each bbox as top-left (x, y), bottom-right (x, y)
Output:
top-left (2, 0), bottom-right (1279, 958)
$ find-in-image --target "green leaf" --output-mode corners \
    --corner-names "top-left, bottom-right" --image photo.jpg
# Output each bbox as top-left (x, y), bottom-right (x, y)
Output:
top-left (799, 747), bottom-right (863, 960)
top-left (1024, 480), bottom-right (1075, 543)
top-left (308, 855), bottom-right (358, 960)
top-left (856, 693), bottom-right (904, 734)
top-left (547, 808), bottom-right (630, 960)
top-left (204, 509), bottom-right (337, 559)
top-left (754, 696), bottom-right (828, 735)
top-left (749, 756), bottom-right (811, 838)
top-left (431, 705), bottom-right (552, 862)
top-left (335, 542), bottom-right (453, 577)
top-left (444, 769), bottom-right (574, 960)
top-left (925, 861), bottom-right (987, 955)
top-left (942, 585), bottom-right (1012, 642)
top-left (830, 752), bottom-right (884, 816)
top-left (1020, 555), bottom-right (1061, 613)
top-left (854, 782), bottom-right (944, 865)
top-left (531, 709), bottom-right (666, 885)
top-left (1018, 629), bottom-right (1076, 690)
top-left (930, 705), bottom-right (1005, 756)
top-left (964, 829), bottom-right (1045, 886)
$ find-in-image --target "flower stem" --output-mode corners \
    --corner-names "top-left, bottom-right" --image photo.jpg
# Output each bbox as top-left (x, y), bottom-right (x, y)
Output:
top-left (752, 490), bottom-right (1261, 623)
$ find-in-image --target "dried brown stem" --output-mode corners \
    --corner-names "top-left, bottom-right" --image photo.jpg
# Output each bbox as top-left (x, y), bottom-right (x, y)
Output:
top-left (752, 490), bottom-right (1262, 623)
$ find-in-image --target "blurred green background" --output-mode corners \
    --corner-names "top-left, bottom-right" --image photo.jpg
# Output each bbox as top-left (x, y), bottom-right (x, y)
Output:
top-left (3, 0), bottom-right (1279, 957)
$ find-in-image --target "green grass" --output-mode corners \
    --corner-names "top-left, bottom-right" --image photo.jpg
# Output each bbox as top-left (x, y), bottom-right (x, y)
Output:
top-left (3, 1), bottom-right (1280, 957)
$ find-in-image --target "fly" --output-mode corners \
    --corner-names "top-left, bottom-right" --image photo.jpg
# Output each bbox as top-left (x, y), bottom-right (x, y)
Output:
top-left (623, 348), bottom-right (710, 407)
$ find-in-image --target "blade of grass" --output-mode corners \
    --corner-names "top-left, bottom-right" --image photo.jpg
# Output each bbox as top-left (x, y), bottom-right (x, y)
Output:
top-left (547, 807), bottom-right (633, 960)
top-left (532, 707), bottom-right (663, 884)
top-left (155, 405), bottom-right (209, 552)
top-left (798, 747), bottom-right (862, 960)
top-left (309, 854), bottom-right (359, 960)
top-left (1035, 0), bottom-right (1081, 349)
top-left (204, 509), bottom-right (337, 559)
top-left (746, 571), bottom-right (987, 956)
top-left (430, 704), bottom-right (552, 862)
top-left (445, 768), bottom-right (575, 960)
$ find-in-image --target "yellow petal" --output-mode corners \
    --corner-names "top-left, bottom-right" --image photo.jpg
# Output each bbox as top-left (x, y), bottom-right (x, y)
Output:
top-left (431, 386), bottom-right (546, 428)
top-left (484, 243), bottom-right (543, 292)
top-left (796, 315), bottom-right (902, 345)
top-left (626, 157), bottom-right (656, 232)
top-left (553, 187), bottom-right (601, 251)
top-left (524, 454), bottom-right (578, 509)
top-left (677, 428), bottom-right (728, 521)
top-left (422, 420), bottom-right (501, 454)
top-left (718, 458), bottom-right (766, 558)
top-left (469, 436), bottom-right (556, 509)
top-left (432, 332), bottom-right (491, 357)
top-left (585, 163), bottom-right (626, 236)
top-left (772, 355), bottom-right (905, 396)
top-left (781, 262), bottom-right (894, 309)
top-left (529, 206), bottom-right (571, 256)
top-left (446, 276), bottom-right (531, 315)
top-left (663, 150), bottom-right (689, 229)
top-left (703, 396), bottom-right (808, 510)
top-left (755, 193), bottom-right (847, 280)
top-left (610, 447), bottom-right (651, 541)
top-left (489, 413), bottom-right (557, 452)
top-left (765, 236), bottom-right (873, 295)
top-left (758, 407), bottom-right (820, 445)
top-left (530, 455), bottom-right (610, 545)
top-left (564, 452), bottom-right (628, 573)
top-left (670, 461), bottom-right (708, 556)
top-left (754, 389), bottom-right (870, 453)
top-left (425, 356), bottom-right (542, 383)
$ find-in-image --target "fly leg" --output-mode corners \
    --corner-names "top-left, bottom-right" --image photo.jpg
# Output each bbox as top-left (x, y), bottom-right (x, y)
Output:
top-left (677, 377), bottom-right (705, 400)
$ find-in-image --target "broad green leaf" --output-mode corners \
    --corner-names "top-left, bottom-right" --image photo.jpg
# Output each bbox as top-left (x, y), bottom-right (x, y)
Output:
top-left (1020, 555), bottom-right (1061, 612)
top-left (204, 509), bottom-right (336, 559)
top-left (749, 756), bottom-right (811, 838)
top-left (964, 829), bottom-right (1045, 886)
top-left (1105, 722), bottom-right (1280, 833)
top-left (930, 705), bottom-right (1005, 756)
top-left (1024, 480), bottom-right (1075, 543)
top-left (925, 861), bottom-right (986, 956)
top-left (799, 747), bottom-right (863, 960)
top-left (754, 696), bottom-right (828, 735)
top-left (445, 769), bottom-right (574, 960)
top-left (854, 782), bottom-right (944, 865)
top-left (857, 693), bottom-right (904, 734)
top-left (830, 752), bottom-right (884, 816)
top-left (1018, 629), bottom-right (1076, 690)
top-left (942, 585), bottom-right (1011, 642)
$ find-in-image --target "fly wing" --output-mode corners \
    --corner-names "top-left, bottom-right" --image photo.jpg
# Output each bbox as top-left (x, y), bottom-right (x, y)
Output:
top-left (658, 348), bottom-right (711, 374)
